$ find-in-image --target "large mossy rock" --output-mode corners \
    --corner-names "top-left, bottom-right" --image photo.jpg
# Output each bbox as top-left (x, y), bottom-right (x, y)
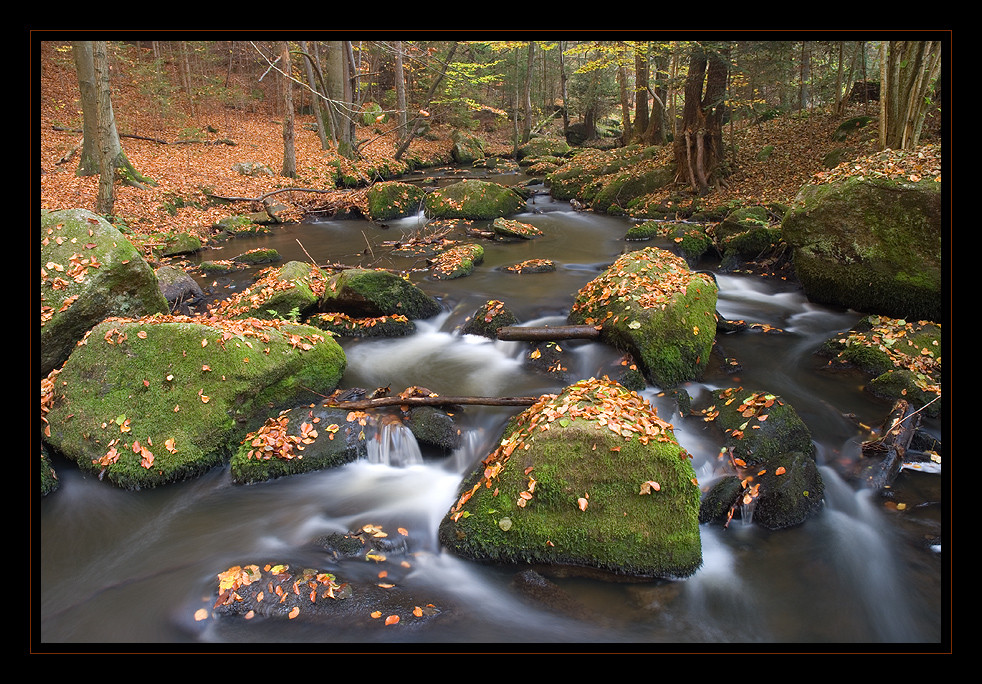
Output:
top-left (42, 316), bottom-right (346, 489)
top-left (423, 179), bottom-right (527, 220)
top-left (782, 175), bottom-right (942, 322)
top-left (365, 181), bottom-right (426, 222)
top-left (39, 209), bottom-right (170, 376)
top-left (568, 248), bottom-right (718, 388)
top-left (516, 137), bottom-right (571, 162)
top-left (545, 145), bottom-right (660, 203)
top-left (320, 268), bottom-right (441, 319)
top-left (439, 378), bottom-right (703, 580)
top-left (591, 164), bottom-right (675, 216)
top-left (450, 130), bottom-right (486, 165)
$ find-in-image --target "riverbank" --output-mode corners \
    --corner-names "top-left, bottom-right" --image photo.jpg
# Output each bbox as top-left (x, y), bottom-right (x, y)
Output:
top-left (38, 41), bottom-right (924, 251)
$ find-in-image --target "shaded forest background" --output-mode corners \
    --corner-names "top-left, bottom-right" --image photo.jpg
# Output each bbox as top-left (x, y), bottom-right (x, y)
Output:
top-left (37, 38), bottom-right (944, 248)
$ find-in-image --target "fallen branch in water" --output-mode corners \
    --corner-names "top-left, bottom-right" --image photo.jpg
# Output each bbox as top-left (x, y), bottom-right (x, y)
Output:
top-left (496, 325), bottom-right (601, 342)
top-left (323, 395), bottom-right (540, 410)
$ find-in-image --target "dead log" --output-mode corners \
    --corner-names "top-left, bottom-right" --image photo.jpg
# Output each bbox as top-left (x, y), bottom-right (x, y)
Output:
top-left (496, 325), bottom-right (601, 342)
top-left (857, 399), bottom-right (920, 490)
top-left (323, 394), bottom-right (539, 411)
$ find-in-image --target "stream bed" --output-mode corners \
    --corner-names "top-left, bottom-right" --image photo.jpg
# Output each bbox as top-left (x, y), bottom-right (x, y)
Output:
top-left (38, 175), bottom-right (945, 648)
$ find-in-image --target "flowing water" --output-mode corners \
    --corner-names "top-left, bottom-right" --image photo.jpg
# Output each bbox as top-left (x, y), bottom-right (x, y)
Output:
top-left (38, 171), bottom-right (945, 648)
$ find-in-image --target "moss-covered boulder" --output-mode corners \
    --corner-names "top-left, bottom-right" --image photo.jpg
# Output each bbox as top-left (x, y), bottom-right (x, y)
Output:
top-left (450, 130), bottom-right (486, 165)
top-left (504, 259), bottom-right (556, 274)
top-left (439, 378), bottom-right (703, 579)
top-left (424, 179), bottom-right (527, 220)
top-left (818, 315), bottom-right (942, 418)
top-left (233, 248), bottom-right (281, 265)
top-left (157, 232), bottom-right (202, 257)
top-left (41, 316), bottom-right (346, 489)
top-left (696, 387), bottom-right (824, 530)
top-left (429, 243), bottom-right (485, 280)
top-left (321, 268), bottom-right (441, 320)
top-left (40, 209), bottom-right (170, 376)
top-left (307, 312), bottom-right (416, 338)
top-left (230, 406), bottom-right (368, 483)
top-left (517, 137), bottom-right (571, 162)
top-left (209, 261), bottom-right (325, 321)
top-left (460, 299), bottom-right (518, 338)
top-left (782, 174), bottom-right (942, 322)
top-left (365, 181), bottom-right (426, 222)
top-left (716, 206), bottom-right (783, 267)
top-left (568, 248), bottom-right (718, 388)
top-left (591, 164), bottom-right (675, 216)
top-left (545, 145), bottom-right (660, 203)
top-left (491, 218), bottom-right (543, 240)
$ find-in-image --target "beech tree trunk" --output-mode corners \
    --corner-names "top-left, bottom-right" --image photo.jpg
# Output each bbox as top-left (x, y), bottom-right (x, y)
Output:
top-left (73, 41), bottom-right (154, 215)
top-left (279, 41), bottom-right (296, 178)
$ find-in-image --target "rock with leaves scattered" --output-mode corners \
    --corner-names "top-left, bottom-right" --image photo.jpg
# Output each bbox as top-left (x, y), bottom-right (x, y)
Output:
top-left (365, 181), bottom-right (426, 222)
top-left (818, 315), bottom-right (942, 418)
top-left (568, 247), bottom-right (718, 388)
top-left (439, 377), bottom-right (703, 580)
top-left (423, 179), bottom-right (527, 220)
top-left (39, 209), bottom-right (170, 376)
top-left (783, 149), bottom-right (942, 322)
top-left (321, 268), bottom-right (441, 320)
top-left (208, 261), bottom-right (325, 321)
top-left (41, 315), bottom-right (346, 489)
top-left (696, 387), bottom-right (824, 530)
top-left (429, 243), bottom-right (484, 279)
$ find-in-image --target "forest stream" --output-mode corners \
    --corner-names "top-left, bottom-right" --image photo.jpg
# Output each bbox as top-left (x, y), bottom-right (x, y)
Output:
top-left (38, 171), bottom-right (944, 647)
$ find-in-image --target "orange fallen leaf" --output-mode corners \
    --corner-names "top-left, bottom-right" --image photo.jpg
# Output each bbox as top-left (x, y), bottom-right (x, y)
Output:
top-left (384, 614), bottom-right (400, 625)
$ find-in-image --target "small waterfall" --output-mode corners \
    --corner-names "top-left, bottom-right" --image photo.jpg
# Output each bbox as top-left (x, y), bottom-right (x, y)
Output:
top-left (365, 417), bottom-right (423, 467)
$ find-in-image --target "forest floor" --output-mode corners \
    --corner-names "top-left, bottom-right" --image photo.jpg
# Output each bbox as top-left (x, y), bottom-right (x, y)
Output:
top-left (37, 41), bottom-right (942, 251)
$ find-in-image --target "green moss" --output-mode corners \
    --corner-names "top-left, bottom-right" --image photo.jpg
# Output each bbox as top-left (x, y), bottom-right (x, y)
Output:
top-left (440, 378), bottom-right (702, 578)
top-left (366, 181), bottom-right (426, 221)
top-left (568, 248), bottom-right (718, 388)
top-left (43, 317), bottom-right (346, 489)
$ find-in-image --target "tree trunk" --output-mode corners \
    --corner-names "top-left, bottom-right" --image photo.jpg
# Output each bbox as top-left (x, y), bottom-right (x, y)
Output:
top-left (633, 44), bottom-right (650, 142)
top-left (279, 42), bottom-right (297, 178)
top-left (618, 60), bottom-right (632, 142)
top-left (858, 399), bottom-right (920, 490)
top-left (880, 40), bottom-right (943, 150)
top-left (395, 42), bottom-right (458, 160)
top-left (71, 41), bottom-right (101, 176)
top-left (522, 42), bottom-right (534, 144)
top-left (73, 41), bottom-right (154, 214)
top-left (325, 394), bottom-right (539, 411)
top-left (394, 40), bottom-right (408, 132)
top-left (93, 42), bottom-right (116, 214)
top-left (326, 41), bottom-right (354, 158)
top-left (559, 40), bottom-right (570, 135)
top-left (299, 40), bottom-right (330, 151)
top-left (673, 43), bottom-right (729, 195)
top-left (496, 325), bottom-right (600, 342)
